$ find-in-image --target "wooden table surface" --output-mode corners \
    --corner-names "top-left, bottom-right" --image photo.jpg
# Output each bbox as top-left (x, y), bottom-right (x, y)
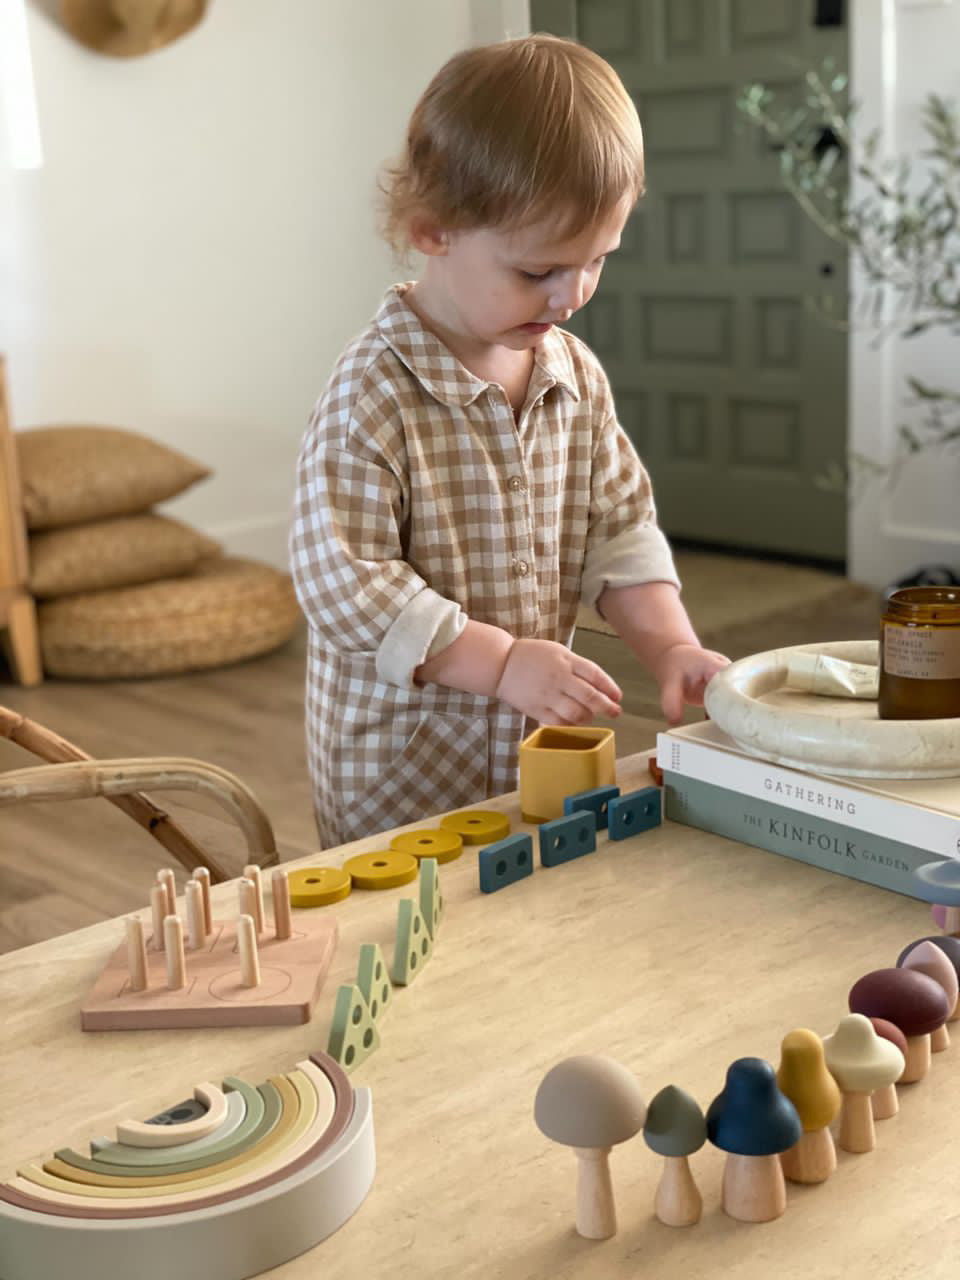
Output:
top-left (2, 751), bottom-right (957, 1280)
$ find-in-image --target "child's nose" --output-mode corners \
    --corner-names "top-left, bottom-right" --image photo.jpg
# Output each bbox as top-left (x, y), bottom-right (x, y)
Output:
top-left (549, 271), bottom-right (589, 318)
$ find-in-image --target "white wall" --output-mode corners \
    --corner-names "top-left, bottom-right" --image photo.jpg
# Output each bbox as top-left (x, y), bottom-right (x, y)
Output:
top-left (849, 0), bottom-right (960, 587)
top-left (1, 1), bottom-right (527, 566)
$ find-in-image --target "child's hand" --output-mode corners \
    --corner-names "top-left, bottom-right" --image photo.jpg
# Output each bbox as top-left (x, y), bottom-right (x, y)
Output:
top-left (652, 643), bottom-right (730, 725)
top-left (496, 639), bottom-right (623, 725)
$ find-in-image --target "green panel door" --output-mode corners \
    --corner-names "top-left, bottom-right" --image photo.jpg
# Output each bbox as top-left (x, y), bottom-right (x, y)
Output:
top-left (531, 0), bottom-right (848, 562)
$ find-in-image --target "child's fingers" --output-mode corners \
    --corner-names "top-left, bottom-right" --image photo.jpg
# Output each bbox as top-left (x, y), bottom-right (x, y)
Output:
top-left (569, 675), bottom-right (622, 719)
top-left (573, 659), bottom-right (622, 703)
top-left (660, 674), bottom-right (685, 725)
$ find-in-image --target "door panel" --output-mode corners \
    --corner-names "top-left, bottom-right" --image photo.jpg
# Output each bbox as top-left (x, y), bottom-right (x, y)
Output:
top-left (531, 0), bottom-right (849, 561)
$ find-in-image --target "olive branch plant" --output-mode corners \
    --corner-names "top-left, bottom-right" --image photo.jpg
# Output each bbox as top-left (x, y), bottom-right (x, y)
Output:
top-left (737, 62), bottom-right (960, 498)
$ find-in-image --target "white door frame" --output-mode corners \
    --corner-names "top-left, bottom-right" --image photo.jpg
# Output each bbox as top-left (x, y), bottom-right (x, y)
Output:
top-left (848, 0), bottom-right (960, 587)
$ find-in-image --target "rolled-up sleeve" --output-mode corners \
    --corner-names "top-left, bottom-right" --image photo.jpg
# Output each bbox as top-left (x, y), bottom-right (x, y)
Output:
top-left (579, 412), bottom-right (680, 610)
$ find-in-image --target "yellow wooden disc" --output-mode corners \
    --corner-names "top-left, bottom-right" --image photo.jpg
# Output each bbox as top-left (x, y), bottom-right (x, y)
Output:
top-left (287, 867), bottom-right (352, 907)
top-left (439, 810), bottom-right (510, 845)
top-left (390, 828), bottom-right (464, 864)
top-left (343, 851), bottom-right (419, 890)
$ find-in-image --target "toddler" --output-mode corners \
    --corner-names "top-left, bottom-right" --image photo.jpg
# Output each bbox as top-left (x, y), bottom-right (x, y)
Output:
top-left (291, 34), bottom-right (728, 847)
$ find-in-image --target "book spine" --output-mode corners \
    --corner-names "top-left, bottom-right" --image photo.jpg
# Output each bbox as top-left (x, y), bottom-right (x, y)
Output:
top-left (663, 772), bottom-right (938, 899)
top-left (657, 733), bottom-right (960, 861)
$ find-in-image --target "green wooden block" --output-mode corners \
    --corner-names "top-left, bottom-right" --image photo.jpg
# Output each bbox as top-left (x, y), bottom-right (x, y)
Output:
top-left (418, 857), bottom-right (442, 938)
top-left (357, 942), bottom-right (393, 1022)
top-left (392, 897), bottom-right (433, 986)
top-left (326, 983), bottom-right (380, 1072)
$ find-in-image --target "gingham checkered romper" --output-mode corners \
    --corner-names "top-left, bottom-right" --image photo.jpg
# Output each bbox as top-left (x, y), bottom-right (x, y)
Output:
top-left (290, 285), bottom-right (678, 848)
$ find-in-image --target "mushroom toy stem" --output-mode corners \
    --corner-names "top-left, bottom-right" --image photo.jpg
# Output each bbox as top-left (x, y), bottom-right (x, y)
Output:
top-left (655, 1155), bottom-right (702, 1227)
top-left (901, 1033), bottom-right (932, 1083)
top-left (779, 1126), bottom-right (836, 1184)
top-left (838, 1091), bottom-right (875, 1153)
top-left (723, 1154), bottom-right (785, 1223)
top-left (573, 1146), bottom-right (616, 1239)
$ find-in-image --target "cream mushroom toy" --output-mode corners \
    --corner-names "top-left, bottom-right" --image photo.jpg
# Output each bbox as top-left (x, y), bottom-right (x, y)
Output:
top-left (534, 1054), bottom-right (646, 1239)
top-left (823, 1013), bottom-right (905, 1154)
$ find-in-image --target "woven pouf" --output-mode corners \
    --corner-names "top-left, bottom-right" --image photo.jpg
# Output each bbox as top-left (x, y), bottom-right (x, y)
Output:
top-left (38, 556), bottom-right (301, 678)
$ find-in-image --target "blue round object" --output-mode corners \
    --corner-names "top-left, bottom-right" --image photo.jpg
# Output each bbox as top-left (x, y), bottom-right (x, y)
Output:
top-left (706, 1057), bottom-right (802, 1156)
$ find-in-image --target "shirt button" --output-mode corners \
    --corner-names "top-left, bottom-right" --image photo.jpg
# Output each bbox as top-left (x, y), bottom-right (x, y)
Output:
top-left (513, 559), bottom-right (530, 577)
top-left (507, 475), bottom-right (526, 493)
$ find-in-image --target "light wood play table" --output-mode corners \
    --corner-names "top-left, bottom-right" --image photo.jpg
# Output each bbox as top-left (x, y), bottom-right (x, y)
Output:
top-left (1, 751), bottom-right (958, 1279)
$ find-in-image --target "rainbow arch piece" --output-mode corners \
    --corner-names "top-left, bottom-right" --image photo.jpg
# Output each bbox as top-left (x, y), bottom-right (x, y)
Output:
top-left (0, 1052), bottom-right (374, 1280)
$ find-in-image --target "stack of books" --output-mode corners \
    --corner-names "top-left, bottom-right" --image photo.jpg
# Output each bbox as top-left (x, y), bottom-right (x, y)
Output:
top-left (656, 720), bottom-right (960, 899)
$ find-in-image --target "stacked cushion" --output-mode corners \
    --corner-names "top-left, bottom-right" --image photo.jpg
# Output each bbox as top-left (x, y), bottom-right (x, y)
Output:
top-left (17, 426), bottom-right (300, 678)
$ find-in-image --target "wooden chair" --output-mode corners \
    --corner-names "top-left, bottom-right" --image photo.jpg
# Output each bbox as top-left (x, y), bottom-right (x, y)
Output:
top-left (0, 705), bottom-right (278, 882)
top-left (0, 357), bottom-right (42, 685)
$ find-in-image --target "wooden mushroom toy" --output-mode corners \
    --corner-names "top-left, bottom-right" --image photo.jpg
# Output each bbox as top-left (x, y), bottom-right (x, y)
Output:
top-left (897, 936), bottom-right (960, 1027)
top-left (898, 939), bottom-right (959, 1052)
top-left (868, 1018), bottom-right (909, 1120)
top-left (534, 1054), bottom-right (646, 1239)
top-left (775, 1028), bottom-right (841, 1184)
top-left (706, 1058), bottom-right (802, 1223)
top-left (823, 1014), bottom-right (904, 1153)
top-left (848, 968), bottom-right (949, 1084)
top-left (914, 858), bottom-right (960, 935)
top-left (642, 1085), bottom-right (706, 1227)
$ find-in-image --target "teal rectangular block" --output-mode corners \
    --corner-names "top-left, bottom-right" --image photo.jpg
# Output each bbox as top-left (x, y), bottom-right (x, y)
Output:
top-left (608, 787), bottom-right (662, 841)
top-left (563, 784), bottom-right (620, 830)
top-left (539, 810), bottom-right (597, 868)
top-left (478, 834), bottom-right (534, 893)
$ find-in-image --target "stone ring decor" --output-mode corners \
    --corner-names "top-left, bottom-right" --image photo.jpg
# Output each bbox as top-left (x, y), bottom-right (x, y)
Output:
top-left (704, 640), bottom-right (960, 780)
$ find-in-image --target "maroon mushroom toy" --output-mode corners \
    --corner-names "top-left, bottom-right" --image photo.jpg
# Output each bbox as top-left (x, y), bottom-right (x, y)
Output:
top-left (848, 968), bottom-right (949, 1084)
top-left (868, 1018), bottom-right (909, 1120)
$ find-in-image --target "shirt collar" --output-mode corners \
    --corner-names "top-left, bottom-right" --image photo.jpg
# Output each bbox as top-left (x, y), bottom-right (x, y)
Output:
top-left (375, 284), bottom-right (580, 408)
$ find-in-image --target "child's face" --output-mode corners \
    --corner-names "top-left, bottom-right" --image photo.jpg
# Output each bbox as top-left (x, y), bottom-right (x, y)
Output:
top-left (424, 198), bottom-right (631, 354)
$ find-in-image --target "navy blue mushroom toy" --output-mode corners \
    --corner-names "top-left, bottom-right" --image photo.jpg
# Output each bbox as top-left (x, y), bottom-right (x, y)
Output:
top-left (706, 1057), bottom-right (802, 1222)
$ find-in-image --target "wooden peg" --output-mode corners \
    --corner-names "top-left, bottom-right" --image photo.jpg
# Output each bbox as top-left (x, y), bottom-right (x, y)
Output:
top-left (193, 866), bottom-right (212, 935)
top-left (186, 879), bottom-right (205, 950)
top-left (238, 877), bottom-right (259, 927)
top-left (163, 915), bottom-right (186, 990)
top-left (272, 868), bottom-right (292, 940)
top-left (157, 867), bottom-right (176, 918)
top-left (238, 914), bottom-right (260, 987)
top-left (150, 884), bottom-right (168, 950)
top-left (125, 917), bottom-right (148, 992)
top-left (243, 863), bottom-right (265, 933)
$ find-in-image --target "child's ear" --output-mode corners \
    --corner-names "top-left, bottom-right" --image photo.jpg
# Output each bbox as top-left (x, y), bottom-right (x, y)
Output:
top-left (409, 215), bottom-right (449, 257)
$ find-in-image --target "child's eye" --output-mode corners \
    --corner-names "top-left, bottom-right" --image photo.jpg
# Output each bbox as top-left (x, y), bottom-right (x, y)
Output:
top-left (518, 269), bottom-right (551, 281)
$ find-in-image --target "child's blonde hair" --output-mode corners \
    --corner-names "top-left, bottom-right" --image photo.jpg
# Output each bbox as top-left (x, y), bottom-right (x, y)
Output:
top-left (381, 33), bottom-right (644, 253)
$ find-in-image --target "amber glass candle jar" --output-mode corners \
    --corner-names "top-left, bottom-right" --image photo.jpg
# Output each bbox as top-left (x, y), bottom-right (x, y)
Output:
top-left (878, 586), bottom-right (960, 719)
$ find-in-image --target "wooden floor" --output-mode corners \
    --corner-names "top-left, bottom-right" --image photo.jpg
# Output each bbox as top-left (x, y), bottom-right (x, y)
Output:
top-left (0, 573), bottom-right (881, 953)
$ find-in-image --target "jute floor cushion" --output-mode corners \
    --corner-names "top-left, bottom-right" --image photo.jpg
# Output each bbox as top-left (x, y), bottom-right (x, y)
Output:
top-left (38, 557), bottom-right (301, 679)
top-left (29, 514), bottom-right (220, 598)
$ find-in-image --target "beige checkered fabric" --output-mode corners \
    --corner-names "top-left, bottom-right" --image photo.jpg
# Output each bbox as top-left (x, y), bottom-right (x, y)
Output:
top-left (291, 285), bottom-right (678, 847)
